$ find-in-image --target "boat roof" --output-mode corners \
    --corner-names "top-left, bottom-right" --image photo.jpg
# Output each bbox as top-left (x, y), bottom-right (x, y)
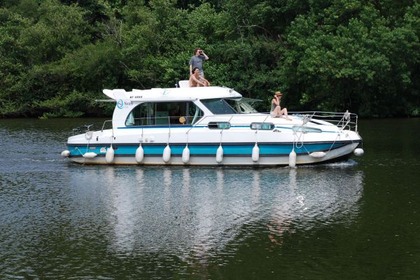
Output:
top-left (103, 86), bottom-right (243, 102)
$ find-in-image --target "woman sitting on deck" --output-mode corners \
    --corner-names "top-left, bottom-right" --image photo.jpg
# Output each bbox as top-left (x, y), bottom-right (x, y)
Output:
top-left (270, 91), bottom-right (291, 120)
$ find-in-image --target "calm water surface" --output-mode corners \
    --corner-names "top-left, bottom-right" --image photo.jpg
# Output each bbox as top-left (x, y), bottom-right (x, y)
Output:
top-left (0, 118), bottom-right (419, 279)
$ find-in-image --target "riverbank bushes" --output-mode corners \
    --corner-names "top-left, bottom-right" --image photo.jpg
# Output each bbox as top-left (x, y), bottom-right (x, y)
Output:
top-left (0, 0), bottom-right (418, 118)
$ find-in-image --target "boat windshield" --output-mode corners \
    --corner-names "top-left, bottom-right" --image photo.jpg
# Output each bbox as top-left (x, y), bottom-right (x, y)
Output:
top-left (201, 99), bottom-right (237, 114)
top-left (226, 98), bottom-right (260, 114)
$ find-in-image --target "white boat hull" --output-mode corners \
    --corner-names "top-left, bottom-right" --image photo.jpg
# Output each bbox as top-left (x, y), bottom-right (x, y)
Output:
top-left (62, 86), bottom-right (364, 166)
top-left (65, 126), bottom-right (361, 166)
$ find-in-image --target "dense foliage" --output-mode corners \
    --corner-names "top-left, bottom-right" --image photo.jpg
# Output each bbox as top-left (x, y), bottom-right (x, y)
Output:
top-left (0, 0), bottom-right (418, 118)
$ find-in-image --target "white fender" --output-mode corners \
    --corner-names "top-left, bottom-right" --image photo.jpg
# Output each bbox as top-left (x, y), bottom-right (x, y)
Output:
top-left (182, 145), bottom-right (190, 163)
top-left (83, 152), bottom-right (97, 159)
top-left (105, 146), bottom-right (115, 163)
top-left (289, 148), bottom-right (296, 167)
top-left (163, 144), bottom-right (171, 163)
top-left (61, 150), bottom-right (70, 157)
top-left (216, 145), bottom-right (224, 163)
top-left (309, 151), bottom-right (326, 158)
top-left (135, 144), bottom-right (144, 163)
top-left (354, 148), bottom-right (364, 156)
top-left (252, 143), bottom-right (260, 162)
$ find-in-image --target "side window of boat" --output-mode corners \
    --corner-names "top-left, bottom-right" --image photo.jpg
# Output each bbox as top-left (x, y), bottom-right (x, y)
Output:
top-left (187, 103), bottom-right (204, 125)
top-left (155, 102), bottom-right (169, 124)
top-left (157, 102), bottom-right (199, 125)
top-left (125, 103), bottom-right (154, 126)
top-left (169, 103), bottom-right (183, 124)
top-left (174, 102), bottom-right (204, 125)
top-left (125, 101), bottom-right (203, 126)
top-left (250, 122), bottom-right (275, 130)
top-left (208, 122), bottom-right (231, 129)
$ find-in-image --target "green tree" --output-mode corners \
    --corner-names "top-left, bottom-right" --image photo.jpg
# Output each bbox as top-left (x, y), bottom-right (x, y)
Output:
top-left (0, 8), bottom-right (31, 116)
top-left (0, 0), bottom-right (418, 118)
top-left (281, 0), bottom-right (419, 116)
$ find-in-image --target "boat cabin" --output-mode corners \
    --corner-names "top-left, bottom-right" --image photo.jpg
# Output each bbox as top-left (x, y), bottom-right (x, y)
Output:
top-left (103, 86), bottom-right (247, 128)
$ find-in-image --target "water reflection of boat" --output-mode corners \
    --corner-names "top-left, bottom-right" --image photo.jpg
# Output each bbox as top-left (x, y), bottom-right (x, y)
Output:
top-left (62, 86), bottom-right (364, 166)
top-left (68, 166), bottom-right (363, 259)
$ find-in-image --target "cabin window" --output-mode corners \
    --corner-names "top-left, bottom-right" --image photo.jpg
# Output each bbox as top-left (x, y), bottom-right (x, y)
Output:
top-left (208, 122), bottom-right (231, 129)
top-left (250, 122), bottom-right (274, 130)
top-left (125, 101), bottom-right (203, 126)
top-left (201, 99), bottom-right (237, 114)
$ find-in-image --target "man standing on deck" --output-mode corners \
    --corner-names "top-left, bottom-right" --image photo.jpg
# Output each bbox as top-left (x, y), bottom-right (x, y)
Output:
top-left (189, 48), bottom-right (209, 78)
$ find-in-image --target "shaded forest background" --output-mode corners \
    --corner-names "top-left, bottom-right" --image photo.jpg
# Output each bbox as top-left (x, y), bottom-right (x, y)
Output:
top-left (0, 0), bottom-right (418, 118)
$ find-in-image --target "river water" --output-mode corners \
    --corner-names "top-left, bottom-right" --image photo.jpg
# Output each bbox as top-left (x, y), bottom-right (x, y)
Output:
top-left (0, 118), bottom-right (419, 279)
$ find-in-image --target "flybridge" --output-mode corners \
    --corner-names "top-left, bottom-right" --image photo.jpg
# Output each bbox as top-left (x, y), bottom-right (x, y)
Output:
top-left (103, 86), bottom-right (243, 102)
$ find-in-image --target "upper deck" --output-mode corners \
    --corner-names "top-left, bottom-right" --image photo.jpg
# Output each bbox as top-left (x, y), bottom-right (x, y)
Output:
top-left (103, 86), bottom-right (243, 103)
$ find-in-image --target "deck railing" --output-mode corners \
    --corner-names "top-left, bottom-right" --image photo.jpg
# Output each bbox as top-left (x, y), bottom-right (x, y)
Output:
top-left (289, 111), bottom-right (359, 132)
top-left (76, 110), bottom-right (359, 135)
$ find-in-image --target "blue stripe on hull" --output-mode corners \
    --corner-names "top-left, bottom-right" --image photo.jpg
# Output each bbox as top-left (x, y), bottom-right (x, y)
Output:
top-left (67, 141), bottom-right (354, 158)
